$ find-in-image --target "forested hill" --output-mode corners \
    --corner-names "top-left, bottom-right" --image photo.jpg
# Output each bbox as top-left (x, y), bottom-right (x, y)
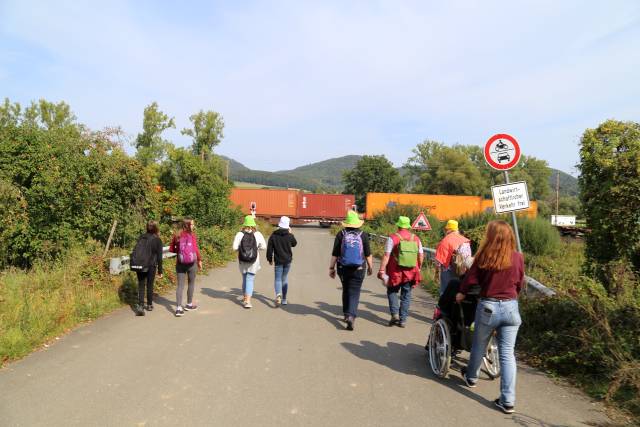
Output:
top-left (223, 155), bottom-right (361, 191)
top-left (276, 155), bottom-right (362, 189)
top-left (224, 154), bottom-right (579, 197)
top-left (549, 168), bottom-right (579, 197)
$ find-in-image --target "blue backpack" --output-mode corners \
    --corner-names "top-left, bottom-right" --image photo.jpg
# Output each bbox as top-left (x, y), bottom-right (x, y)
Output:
top-left (340, 230), bottom-right (364, 267)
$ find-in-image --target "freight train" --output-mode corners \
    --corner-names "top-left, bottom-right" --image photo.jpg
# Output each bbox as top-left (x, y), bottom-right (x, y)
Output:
top-left (229, 188), bottom-right (538, 227)
top-left (229, 188), bottom-right (356, 227)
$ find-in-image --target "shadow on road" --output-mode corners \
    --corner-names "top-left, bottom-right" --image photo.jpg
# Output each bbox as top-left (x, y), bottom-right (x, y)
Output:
top-left (340, 340), bottom-right (567, 426)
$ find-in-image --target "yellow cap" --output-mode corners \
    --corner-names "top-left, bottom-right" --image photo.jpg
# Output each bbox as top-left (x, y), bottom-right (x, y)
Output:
top-left (445, 220), bottom-right (458, 231)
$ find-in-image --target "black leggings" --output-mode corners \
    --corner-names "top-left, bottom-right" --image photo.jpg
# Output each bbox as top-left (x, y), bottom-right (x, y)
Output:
top-left (136, 270), bottom-right (156, 306)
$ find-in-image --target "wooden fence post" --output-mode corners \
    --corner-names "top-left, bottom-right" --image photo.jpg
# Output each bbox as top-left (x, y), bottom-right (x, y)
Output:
top-left (103, 220), bottom-right (118, 258)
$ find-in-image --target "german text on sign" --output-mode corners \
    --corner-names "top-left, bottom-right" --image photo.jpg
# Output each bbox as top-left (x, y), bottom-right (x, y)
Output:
top-left (491, 181), bottom-right (530, 213)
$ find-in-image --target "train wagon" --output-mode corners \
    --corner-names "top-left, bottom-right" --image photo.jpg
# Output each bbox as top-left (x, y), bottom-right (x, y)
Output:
top-left (230, 188), bottom-right (299, 221)
top-left (366, 193), bottom-right (538, 221)
top-left (298, 193), bottom-right (356, 227)
top-left (229, 188), bottom-right (356, 226)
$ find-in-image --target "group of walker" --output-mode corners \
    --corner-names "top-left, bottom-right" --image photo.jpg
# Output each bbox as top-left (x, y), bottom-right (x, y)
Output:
top-left (130, 210), bottom-right (523, 415)
top-left (328, 210), bottom-right (523, 415)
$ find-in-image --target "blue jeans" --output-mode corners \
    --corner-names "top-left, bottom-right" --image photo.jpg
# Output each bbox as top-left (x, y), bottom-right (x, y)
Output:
top-left (242, 272), bottom-right (256, 297)
top-left (387, 281), bottom-right (412, 322)
top-left (274, 263), bottom-right (291, 298)
top-left (440, 267), bottom-right (458, 296)
top-left (467, 299), bottom-right (522, 406)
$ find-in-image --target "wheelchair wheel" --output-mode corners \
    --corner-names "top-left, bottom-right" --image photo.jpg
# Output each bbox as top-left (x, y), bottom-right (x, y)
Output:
top-left (428, 318), bottom-right (452, 378)
top-left (482, 333), bottom-right (501, 379)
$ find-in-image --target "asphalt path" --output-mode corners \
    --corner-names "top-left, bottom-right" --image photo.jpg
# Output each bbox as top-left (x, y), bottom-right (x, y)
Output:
top-left (0, 227), bottom-right (611, 426)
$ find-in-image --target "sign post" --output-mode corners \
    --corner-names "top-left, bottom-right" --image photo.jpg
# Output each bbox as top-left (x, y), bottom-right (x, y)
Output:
top-left (484, 134), bottom-right (523, 252)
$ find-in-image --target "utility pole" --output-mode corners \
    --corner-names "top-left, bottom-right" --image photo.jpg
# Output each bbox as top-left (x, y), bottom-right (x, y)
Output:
top-left (555, 171), bottom-right (560, 218)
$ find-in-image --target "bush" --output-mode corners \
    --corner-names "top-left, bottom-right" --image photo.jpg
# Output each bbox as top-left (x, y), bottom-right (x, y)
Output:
top-left (579, 119), bottom-right (640, 295)
top-left (519, 278), bottom-right (640, 418)
top-left (457, 212), bottom-right (561, 256)
top-left (0, 103), bottom-right (152, 267)
top-left (367, 204), bottom-right (443, 248)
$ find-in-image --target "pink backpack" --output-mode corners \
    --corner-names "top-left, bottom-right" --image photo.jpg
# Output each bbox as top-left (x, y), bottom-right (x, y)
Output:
top-left (178, 233), bottom-right (196, 264)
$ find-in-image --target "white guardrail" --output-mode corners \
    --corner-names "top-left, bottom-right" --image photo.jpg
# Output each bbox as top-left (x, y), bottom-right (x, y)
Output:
top-left (109, 246), bottom-right (176, 275)
top-left (369, 233), bottom-right (555, 298)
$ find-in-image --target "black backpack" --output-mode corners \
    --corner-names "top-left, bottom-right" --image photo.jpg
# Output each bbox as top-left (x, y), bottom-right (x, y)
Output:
top-left (130, 234), bottom-right (156, 272)
top-left (238, 232), bottom-right (258, 263)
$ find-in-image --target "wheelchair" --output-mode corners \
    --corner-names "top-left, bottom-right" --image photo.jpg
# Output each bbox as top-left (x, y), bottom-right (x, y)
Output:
top-left (426, 285), bottom-right (501, 380)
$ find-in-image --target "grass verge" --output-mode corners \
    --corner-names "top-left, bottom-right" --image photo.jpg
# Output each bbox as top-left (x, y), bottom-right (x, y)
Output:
top-left (0, 222), bottom-right (273, 367)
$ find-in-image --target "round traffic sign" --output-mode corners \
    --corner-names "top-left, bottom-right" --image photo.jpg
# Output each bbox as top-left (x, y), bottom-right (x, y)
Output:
top-left (484, 133), bottom-right (521, 170)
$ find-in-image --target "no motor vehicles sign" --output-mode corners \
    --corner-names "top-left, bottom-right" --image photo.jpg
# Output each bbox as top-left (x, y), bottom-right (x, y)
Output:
top-left (491, 181), bottom-right (530, 213)
top-left (484, 134), bottom-right (521, 170)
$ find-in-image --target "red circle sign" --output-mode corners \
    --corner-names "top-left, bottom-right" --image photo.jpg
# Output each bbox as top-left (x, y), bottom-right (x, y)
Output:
top-left (484, 133), bottom-right (521, 170)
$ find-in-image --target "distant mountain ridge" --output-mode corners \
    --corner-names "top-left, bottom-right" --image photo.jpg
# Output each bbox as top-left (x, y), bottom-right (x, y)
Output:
top-left (222, 155), bottom-right (579, 197)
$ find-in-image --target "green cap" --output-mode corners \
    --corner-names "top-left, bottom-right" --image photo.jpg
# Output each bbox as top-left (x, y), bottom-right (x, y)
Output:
top-left (342, 210), bottom-right (364, 228)
top-left (396, 216), bottom-right (411, 229)
top-left (242, 215), bottom-right (257, 227)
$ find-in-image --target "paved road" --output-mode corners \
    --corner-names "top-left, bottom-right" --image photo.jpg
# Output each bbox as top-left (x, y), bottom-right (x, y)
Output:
top-left (1, 228), bottom-right (610, 426)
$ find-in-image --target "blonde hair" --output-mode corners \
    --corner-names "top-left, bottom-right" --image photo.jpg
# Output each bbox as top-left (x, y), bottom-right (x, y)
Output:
top-left (474, 220), bottom-right (516, 271)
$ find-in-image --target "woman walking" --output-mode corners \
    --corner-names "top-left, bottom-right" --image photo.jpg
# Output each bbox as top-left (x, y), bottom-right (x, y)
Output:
top-left (233, 215), bottom-right (267, 308)
top-left (456, 220), bottom-right (524, 414)
top-left (130, 220), bottom-right (164, 316)
top-left (329, 211), bottom-right (373, 331)
top-left (266, 216), bottom-right (297, 306)
top-left (169, 218), bottom-right (202, 317)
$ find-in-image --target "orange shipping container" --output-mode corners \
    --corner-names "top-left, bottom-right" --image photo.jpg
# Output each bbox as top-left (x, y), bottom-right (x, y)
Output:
top-left (230, 188), bottom-right (299, 218)
top-left (298, 193), bottom-right (355, 219)
top-left (366, 193), bottom-right (484, 221)
top-left (367, 193), bottom-right (538, 221)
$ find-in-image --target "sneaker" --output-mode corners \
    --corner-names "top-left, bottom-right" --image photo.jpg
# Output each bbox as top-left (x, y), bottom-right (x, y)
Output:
top-left (184, 303), bottom-right (198, 311)
top-left (346, 317), bottom-right (354, 331)
top-left (282, 298), bottom-right (288, 305)
top-left (135, 305), bottom-right (145, 316)
top-left (244, 300), bottom-right (253, 309)
top-left (145, 304), bottom-right (153, 311)
top-left (397, 321), bottom-right (406, 328)
top-left (460, 367), bottom-right (477, 388)
top-left (275, 294), bottom-right (282, 307)
top-left (388, 315), bottom-right (399, 326)
top-left (494, 399), bottom-right (515, 414)
top-left (175, 307), bottom-right (184, 317)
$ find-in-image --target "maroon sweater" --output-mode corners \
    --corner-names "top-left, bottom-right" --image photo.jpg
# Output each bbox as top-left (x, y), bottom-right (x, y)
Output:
top-left (459, 251), bottom-right (524, 300)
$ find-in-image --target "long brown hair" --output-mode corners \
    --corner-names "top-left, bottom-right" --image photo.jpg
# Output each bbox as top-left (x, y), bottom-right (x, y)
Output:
top-left (474, 220), bottom-right (516, 271)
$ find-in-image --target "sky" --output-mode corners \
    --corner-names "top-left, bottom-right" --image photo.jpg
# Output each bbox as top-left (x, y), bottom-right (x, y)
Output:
top-left (1, 1), bottom-right (639, 175)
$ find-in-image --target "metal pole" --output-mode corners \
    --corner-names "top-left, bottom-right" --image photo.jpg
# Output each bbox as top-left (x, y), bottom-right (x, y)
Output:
top-left (504, 171), bottom-right (523, 253)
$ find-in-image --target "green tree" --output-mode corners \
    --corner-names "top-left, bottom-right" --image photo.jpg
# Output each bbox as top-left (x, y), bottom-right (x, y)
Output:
top-left (0, 98), bottom-right (151, 267)
top-left (343, 155), bottom-right (404, 210)
top-left (135, 102), bottom-right (175, 166)
top-left (158, 148), bottom-right (238, 227)
top-left (579, 119), bottom-right (640, 295)
top-left (406, 141), bottom-right (485, 195)
top-left (181, 110), bottom-right (224, 161)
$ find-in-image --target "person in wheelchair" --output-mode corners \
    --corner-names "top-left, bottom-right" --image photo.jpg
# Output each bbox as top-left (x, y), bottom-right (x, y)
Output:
top-left (435, 278), bottom-right (480, 352)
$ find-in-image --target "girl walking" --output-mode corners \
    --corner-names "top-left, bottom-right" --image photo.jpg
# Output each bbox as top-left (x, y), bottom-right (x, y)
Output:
top-left (233, 215), bottom-right (267, 308)
top-left (456, 220), bottom-right (524, 414)
top-left (329, 211), bottom-right (373, 331)
top-left (266, 216), bottom-right (297, 306)
top-left (169, 218), bottom-right (202, 317)
top-left (131, 220), bottom-right (164, 316)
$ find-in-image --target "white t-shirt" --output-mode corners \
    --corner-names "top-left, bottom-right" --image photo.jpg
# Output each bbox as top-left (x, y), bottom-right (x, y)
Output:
top-left (233, 231), bottom-right (267, 274)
